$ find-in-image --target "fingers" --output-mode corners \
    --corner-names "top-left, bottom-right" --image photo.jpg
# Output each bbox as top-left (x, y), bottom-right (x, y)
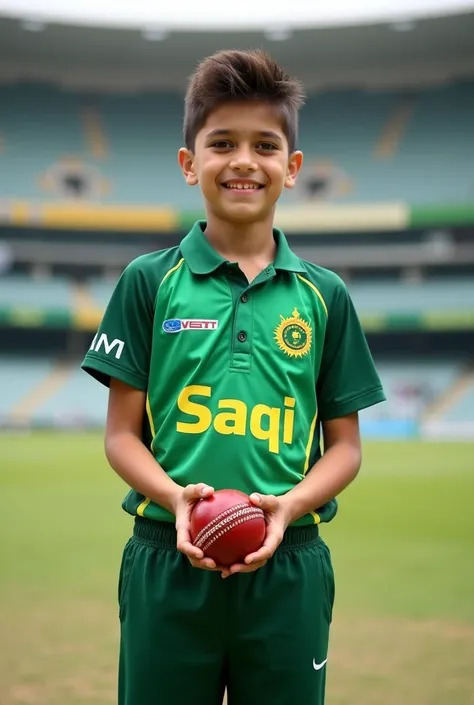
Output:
top-left (183, 483), bottom-right (214, 500)
top-left (244, 545), bottom-right (274, 565)
top-left (227, 559), bottom-right (268, 576)
top-left (177, 536), bottom-right (204, 561)
top-left (189, 556), bottom-right (218, 571)
top-left (249, 492), bottom-right (279, 511)
top-left (177, 541), bottom-right (225, 573)
top-left (243, 521), bottom-right (284, 566)
top-left (176, 483), bottom-right (214, 559)
top-left (189, 556), bottom-right (233, 576)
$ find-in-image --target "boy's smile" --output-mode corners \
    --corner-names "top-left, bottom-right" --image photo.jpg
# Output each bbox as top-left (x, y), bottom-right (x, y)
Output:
top-left (221, 178), bottom-right (264, 192)
top-left (179, 101), bottom-right (302, 224)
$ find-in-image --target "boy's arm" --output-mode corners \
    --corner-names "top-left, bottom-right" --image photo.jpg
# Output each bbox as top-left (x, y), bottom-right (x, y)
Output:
top-left (105, 378), bottom-right (221, 572)
top-left (227, 412), bottom-right (361, 575)
top-left (279, 412), bottom-right (361, 524)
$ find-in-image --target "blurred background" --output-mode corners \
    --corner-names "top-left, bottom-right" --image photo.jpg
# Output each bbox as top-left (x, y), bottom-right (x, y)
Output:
top-left (0, 2), bottom-right (473, 705)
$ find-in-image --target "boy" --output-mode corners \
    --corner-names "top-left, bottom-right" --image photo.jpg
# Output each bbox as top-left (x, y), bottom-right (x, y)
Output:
top-left (82, 49), bottom-right (385, 705)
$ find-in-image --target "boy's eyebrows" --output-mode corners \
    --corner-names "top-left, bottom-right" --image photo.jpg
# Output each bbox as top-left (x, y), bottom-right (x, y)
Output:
top-left (205, 128), bottom-right (283, 141)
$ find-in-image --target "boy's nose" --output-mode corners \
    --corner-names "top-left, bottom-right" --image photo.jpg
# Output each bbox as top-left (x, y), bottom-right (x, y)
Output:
top-left (229, 149), bottom-right (258, 172)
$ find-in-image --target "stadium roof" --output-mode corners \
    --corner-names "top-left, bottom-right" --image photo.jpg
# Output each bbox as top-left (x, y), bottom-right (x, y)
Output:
top-left (1, 10), bottom-right (474, 91)
top-left (1, 0), bottom-right (474, 29)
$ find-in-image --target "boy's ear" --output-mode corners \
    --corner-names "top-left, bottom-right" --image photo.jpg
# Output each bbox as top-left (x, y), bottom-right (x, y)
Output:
top-left (178, 148), bottom-right (198, 186)
top-left (285, 150), bottom-right (304, 189)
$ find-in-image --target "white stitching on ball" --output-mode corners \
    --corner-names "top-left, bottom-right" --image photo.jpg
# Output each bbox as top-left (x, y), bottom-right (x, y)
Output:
top-left (193, 503), bottom-right (250, 545)
top-left (194, 505), bottom-right (264, 551)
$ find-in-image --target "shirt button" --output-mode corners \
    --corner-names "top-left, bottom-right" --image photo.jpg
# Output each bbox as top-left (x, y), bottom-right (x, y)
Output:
top-left (237, 331), bottom-right (247, 342)
top-left (240, 293), bottom-right (248, 303)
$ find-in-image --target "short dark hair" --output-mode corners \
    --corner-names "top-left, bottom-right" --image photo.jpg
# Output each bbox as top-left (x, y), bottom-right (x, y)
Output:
top-left (183, 49), bottom-right (305, 153)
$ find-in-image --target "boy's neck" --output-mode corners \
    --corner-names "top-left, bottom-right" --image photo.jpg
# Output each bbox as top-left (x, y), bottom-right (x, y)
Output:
top-left (204, 216), bottom-right (276, 266)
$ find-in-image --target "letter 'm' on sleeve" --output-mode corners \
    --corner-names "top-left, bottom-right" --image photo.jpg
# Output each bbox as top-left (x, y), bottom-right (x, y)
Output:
top-left (317, 279), bottom-right (386, 420)
top-left (81, 260), bottom-right (154, 390)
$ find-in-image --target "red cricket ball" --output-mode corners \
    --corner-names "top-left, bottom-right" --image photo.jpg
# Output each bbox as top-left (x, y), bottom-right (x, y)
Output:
top-left (190, 489), bottom-right (266, 567)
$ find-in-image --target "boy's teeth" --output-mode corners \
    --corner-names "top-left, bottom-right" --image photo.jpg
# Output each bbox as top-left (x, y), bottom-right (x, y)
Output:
top-left (226, 183), bottom-right (259, 189)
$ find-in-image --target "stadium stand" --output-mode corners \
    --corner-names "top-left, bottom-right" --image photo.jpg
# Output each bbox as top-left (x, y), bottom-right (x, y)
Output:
top-left (98, 92), bottom-right (186, 206)
top-left (361, 360), bottom-right (465, 420)
top-left (389, 83), bottom-right (474, 204)
top-left (0, 84), bottom-right (85, 200)
top-left (31, 366), bottom-right (108, 426)
top-left (0, 274), bottom-right (73, 310)
top-left (0, 357), bottom-right (108, 426)
top-left (297, 89), bottom-right (398, 202)
top-left (441, 376), bottom-right (474, 422)
top-left (1, 82), bottom-right (473, 206)
top-left (347, 277), bottom-right (474, 315)
top-left (0, 356), bottom-right (54, 420)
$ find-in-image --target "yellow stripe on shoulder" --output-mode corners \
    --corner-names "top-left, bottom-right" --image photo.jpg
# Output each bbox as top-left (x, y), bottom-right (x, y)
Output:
top-left (311, 512), bottom-right (321, 524)
top-left (160, 257), bottom-right (185, 288)
top-left (296, 274), bottom-right (328, 317)
top-left (137, 497), bottom-right (151, 516)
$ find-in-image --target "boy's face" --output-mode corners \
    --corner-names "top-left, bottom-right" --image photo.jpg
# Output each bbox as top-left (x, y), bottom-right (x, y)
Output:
top-left (179, 101), bottom-right (303, 225)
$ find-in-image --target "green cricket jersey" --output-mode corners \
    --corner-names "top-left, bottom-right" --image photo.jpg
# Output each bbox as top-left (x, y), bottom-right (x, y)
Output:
top-left (82, 221), bottom-right (385, 526)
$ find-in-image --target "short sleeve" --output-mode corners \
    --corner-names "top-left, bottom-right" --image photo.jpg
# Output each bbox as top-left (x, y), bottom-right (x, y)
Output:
top-left (81, 261), bottom-right (155, 390)
top-left (317, 281), bottom-right (385, 420)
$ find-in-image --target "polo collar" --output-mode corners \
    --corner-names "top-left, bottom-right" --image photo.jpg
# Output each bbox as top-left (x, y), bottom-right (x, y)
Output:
top-left (273, 228), bottom-right (306, 273)
top-left (180, 221), bottom-right (305, 275)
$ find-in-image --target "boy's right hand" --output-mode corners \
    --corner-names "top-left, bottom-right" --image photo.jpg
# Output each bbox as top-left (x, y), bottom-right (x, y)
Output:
top-left (173, 483), bottom-right (225, 573)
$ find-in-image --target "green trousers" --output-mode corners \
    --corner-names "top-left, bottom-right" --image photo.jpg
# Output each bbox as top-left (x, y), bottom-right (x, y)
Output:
top-left (118, 517), bottom-right (335, 705)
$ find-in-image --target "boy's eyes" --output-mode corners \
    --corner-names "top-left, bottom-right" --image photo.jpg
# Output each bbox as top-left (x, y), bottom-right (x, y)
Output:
top-left (209, 141), bottom-right (278, 151)
top-left (210, 141), bottom-right (233, 149)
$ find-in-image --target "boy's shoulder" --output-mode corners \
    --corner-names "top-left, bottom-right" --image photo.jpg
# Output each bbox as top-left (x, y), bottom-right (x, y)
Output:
top-left (119, 245), bottom-right (184, 295)
top-left (296, 258), bottom-right (348, 309)
top-left (125, 245), bottom-right (182, 273)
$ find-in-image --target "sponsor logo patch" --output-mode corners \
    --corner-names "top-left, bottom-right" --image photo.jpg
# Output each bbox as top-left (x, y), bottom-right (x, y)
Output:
top-left (162, 319), bottom-right (218, 334)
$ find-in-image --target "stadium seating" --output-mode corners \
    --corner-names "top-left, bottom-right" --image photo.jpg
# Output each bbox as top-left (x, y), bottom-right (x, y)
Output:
top-left (32, 367), bottom-right (108, 426)
top-left (296, 89), bottom-right (397, 203)
top-left (441, 380), bottom-right (474, 421)
top-left (97, 92), bottom-right (192, 207)
top-left (1, 82), bottom-right (473, 205)
top-left (0, 356), bottom-right (108, 426)
top-left (387, 83), bottom-right (474, 204)
top-left (0, 274), bottom-right (73, 309)
top-left (361, 360), bottom-right (464, 421)
top-left (347, 277), bottom-right (474, 315)
top-left (0, 83), bottom-right (86, 200)
top-left (0, 356), bottom-right (54, 419)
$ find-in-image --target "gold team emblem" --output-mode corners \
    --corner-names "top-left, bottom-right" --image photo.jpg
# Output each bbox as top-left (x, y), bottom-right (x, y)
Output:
top-left (274, 308), bottom-right (312, 358)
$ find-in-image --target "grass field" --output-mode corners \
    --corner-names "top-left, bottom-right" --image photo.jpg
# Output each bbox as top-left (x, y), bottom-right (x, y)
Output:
top-left (1, 433), bottom-right (474, 705)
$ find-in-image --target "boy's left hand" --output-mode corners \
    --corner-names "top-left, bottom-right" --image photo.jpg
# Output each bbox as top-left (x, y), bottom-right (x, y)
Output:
top-left (222, 493), bottom-right (289, 578)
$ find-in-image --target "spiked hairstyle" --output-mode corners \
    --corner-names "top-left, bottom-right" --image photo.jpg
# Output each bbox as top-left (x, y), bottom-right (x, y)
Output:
top-left (183, 49), bottom-right (305, 153)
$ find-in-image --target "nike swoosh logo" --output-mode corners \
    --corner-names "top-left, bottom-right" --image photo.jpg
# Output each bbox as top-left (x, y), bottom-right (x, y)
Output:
top-left (313, 658), bottom-right (328, 671)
